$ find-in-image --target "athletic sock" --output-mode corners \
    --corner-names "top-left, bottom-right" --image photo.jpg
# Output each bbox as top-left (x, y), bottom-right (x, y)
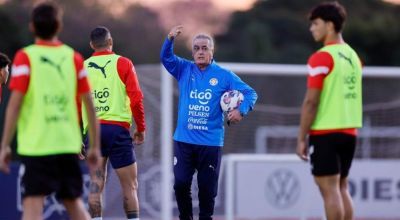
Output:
top-left (127, 210), bottom-right (139, 220)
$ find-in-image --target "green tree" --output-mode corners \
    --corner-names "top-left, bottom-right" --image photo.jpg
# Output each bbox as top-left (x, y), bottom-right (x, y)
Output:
top-left (0, 0), bottom-right (166, 63)
top-left (0, 0), bottom-right (167, 160)
top-left (216, 0), bottom-right (400, 66)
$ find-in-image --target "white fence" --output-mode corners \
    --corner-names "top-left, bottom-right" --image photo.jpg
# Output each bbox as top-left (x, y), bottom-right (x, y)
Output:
top-left (224, 154), bottom-right (400, 220)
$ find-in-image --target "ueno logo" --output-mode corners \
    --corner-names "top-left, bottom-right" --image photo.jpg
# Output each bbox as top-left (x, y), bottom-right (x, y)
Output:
top-left (190, 89), bottom-right (212, 105)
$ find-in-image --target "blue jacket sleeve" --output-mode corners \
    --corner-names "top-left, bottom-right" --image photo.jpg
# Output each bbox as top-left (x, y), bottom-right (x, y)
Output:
top-left (160, 37), bottom-right (186, 80)
top-left (229, 73), bottom-right (258, 116)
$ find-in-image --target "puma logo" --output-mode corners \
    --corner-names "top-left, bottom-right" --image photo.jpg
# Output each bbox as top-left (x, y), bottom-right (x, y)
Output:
top-left (40, 56), bottom-right (66, 79)
top-left (338, 52), bottom-right (353, 67)
top-left (209, 165), bottom-right (215, 171)
top-left (87, 60), bottom-right (111, 78)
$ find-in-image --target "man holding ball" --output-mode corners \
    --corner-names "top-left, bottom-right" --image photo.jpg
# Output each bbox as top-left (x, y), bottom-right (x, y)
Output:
top-left (160, 25), bottom-right (257, 220)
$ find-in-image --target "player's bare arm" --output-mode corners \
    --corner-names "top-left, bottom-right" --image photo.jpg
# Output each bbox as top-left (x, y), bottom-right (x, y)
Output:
top-left (81, 92), bottom-right (101, 170)
top-left (0, 91), bottom-right (24, 173)
top-left (297, 88), bottom-right (321, 161)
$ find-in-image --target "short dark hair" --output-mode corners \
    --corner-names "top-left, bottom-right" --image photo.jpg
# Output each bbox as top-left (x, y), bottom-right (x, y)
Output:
top-left (31, 2), bottom-right (62, 39)
top-left (309, 1), bottom-right (347, 33)
top-left (90, 26), bottom-right (111, 49)
top-left (0, 53), bottom-right (11, 69)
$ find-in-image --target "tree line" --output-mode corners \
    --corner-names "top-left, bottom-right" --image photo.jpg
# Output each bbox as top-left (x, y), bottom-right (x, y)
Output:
top-left (0, 0), bottom-right (399, 65)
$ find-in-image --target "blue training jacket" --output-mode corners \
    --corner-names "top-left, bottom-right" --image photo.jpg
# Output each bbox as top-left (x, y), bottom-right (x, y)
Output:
top-left (160, 38), bottom-right (258, 147)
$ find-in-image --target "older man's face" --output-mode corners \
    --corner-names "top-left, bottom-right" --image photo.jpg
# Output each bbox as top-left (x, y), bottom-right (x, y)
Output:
top-left (192, 38), bottom-right (213, 69)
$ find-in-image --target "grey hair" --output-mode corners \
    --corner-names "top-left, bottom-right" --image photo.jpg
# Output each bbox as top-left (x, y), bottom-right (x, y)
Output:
top-left (192, 33), bottom-right (214, 49)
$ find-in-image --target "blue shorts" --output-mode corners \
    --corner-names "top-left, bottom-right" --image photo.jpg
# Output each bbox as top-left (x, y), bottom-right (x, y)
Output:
top-left (85, 124), bottom-right (136, 169)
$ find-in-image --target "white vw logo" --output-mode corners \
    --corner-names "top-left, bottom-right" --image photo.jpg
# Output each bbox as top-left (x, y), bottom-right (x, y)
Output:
top-left (265, 169), bottom-right (300, 209)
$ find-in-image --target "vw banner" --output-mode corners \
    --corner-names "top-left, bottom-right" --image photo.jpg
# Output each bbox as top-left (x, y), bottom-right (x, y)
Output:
top-left (233, 159), bottom-right (400, 219)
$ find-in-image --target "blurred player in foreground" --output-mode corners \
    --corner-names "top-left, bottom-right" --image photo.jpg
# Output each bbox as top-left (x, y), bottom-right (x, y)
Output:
top-left (0, 2), bottom-right (100, 220)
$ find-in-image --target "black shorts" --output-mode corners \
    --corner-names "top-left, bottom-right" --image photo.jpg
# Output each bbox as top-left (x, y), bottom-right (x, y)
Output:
top-left (308, 133), bottom-right (356, 177)
top-left (20, 154), bottom-right (83, 200)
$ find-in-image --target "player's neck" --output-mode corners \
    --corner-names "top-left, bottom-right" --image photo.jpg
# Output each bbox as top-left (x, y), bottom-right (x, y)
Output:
top-left (94, 47), bottom-right (112, 53)
top-left (323, 33), bottom-right (344, 45)
top-left (35, 36), bottom-right (59, 43)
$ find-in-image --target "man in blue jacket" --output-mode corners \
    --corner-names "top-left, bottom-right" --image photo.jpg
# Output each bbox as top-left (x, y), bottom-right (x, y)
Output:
top-left (160, 25), bottom-right (258, 220)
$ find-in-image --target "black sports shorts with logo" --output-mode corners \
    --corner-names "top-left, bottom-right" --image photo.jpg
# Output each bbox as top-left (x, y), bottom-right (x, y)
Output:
top-left (19, 154), bottom-right (83, 199)
top-left (308, 133), bottom-right (356, 177)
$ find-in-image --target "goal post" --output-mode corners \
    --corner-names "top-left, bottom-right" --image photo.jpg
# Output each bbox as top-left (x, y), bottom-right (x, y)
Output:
top-left (160, 65), bottom-right (173, 220)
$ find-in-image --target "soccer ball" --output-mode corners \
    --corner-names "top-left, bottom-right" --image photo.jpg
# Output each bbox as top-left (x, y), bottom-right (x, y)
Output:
top-left (220, 90), bottom-right (244, 112)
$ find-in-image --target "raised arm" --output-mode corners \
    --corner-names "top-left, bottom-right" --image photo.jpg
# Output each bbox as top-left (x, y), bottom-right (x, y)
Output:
top-left (160, 25), bottom-right (186, 80)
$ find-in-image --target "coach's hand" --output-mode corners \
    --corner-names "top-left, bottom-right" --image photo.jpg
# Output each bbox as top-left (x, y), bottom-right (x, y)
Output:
top-left (296, 139), bottom-right (309, 161)
top-left (227, 109), bottom-right (243, 125)
top-left (0, 146), bottom-right (12, 174)
top-left (168, 25), bottom-right (183, 40)
top-left (132, 130), bottom-right (145, 145)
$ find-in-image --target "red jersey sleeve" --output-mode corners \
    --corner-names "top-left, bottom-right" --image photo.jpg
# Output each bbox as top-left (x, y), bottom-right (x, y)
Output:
top-left (74, 52), bottom-right (90, 94)
top-left (307, 51), bottom-right (334, 89)
top-left (9, 50), bottom-right (30, 94)
top-left (74, 52), bottom-right (91, 123)
top-left (117, 57), bottom-right (146, 132)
